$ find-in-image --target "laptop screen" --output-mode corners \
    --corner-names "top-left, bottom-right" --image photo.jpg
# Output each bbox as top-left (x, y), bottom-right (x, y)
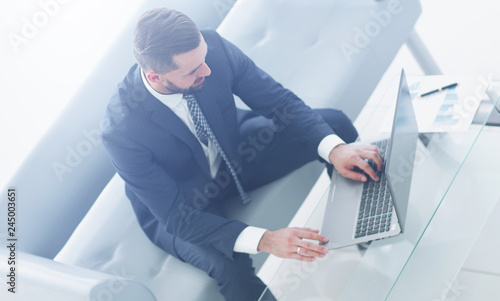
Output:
top-left (385, 70), bottom-right (419, 232)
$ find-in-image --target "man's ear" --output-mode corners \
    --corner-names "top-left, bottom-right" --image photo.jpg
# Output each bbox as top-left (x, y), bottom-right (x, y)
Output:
top-left (145, 71), bottom-right (163, 84)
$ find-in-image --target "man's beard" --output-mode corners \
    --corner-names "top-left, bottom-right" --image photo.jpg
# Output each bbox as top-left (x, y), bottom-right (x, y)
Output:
top-left (164, 78), bottom-right (205, 94)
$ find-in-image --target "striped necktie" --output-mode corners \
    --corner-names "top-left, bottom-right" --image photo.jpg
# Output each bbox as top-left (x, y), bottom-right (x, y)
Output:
top-left (184, 94), bottom-right (251, 204)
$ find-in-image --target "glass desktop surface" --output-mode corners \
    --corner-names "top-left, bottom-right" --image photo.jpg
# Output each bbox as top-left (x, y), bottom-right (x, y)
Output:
top-left (258, 78), bottom-right (500, 301)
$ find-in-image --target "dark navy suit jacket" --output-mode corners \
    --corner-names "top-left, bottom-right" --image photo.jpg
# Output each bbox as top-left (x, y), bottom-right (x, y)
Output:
top-left (100, 29), bottom-right (335, 260)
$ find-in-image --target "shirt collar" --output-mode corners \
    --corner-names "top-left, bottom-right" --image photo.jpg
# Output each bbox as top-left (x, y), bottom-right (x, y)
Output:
top-left (141, 69), bottom-right (184, 109)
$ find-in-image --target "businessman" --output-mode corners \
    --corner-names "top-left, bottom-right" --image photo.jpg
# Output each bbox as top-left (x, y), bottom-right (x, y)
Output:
top-left (100, 8), bottom-right (382, 301)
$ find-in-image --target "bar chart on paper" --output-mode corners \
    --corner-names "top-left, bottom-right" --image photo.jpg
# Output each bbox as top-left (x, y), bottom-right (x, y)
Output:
top-left (410, 81), bottom-right (464, 127)
top-left (381, 75), bottom-right (488, 133)
top-left (410, 75), bottom-right (488, 132)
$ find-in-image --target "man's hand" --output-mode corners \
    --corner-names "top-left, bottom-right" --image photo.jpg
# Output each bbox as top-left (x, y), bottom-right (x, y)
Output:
top-left (329, 144), bottom-right (383, 182)
top-left (257, 228), bottom-right (329, 262)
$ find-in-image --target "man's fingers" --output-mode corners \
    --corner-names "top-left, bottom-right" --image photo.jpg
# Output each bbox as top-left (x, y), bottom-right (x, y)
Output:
top-left (345, 146), bottom-right (383, 181)
top-left (259, 228), bottom-right (330, 262)
top-left (356, 159), bottom-right (379, 182)
top-left (295, 228), bottom-right (329, 243)
top-left (289, 254), bottom-right (317, 262)
top-left (287, 245), bottom-right (327, 261)
top-left (363, 146), bottom-right (383, 171)
top-left (284, 228), bottom-right (329, 259)
top-left (367, 145), bottom-right (382, 157)
top-left (341, 168), bottom-right (368, 182)
top-left (298, 228), bottom-right (320, 234)
top-left (297, 240), bottom-right (328, 257)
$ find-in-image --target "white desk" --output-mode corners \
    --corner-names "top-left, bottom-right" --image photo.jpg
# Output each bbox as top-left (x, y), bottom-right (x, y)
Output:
top-left (258, 74), bottom-right (500, 300)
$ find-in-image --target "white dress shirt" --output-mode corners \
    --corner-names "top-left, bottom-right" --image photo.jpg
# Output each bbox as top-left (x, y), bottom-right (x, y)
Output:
top-left (141, 70), bottom-right (344, 254)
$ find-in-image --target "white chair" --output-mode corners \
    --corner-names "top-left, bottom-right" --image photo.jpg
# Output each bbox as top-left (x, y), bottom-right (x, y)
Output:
top-left (0, 0), bottom-right (435, 300)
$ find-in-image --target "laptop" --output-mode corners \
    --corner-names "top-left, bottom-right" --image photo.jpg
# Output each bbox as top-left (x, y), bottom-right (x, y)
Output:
top-left (320, 69), bottom-right (419, 249)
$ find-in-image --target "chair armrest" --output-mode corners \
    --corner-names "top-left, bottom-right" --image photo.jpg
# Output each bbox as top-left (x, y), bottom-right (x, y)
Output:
top-left (0, 250), bottom-right (156, 301)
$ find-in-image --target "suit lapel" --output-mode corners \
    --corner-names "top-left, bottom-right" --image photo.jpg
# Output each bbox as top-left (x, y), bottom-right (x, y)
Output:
top-left (136, 70), bottom-right (211, 177)
top-left (151, 104), bottom-right (211, 177)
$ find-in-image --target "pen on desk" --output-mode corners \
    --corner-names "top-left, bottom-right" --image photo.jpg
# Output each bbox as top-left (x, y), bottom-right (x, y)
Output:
top-left (417, 82), bottom-right (458, 98)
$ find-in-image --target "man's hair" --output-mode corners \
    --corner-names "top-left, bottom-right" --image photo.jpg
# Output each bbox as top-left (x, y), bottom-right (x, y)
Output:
top-left (132, 8), bottom-right (201, 74)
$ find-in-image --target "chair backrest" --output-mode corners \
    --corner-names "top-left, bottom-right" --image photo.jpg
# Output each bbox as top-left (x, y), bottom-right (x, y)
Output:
top-left (218, 0), bottom-right (421, 119)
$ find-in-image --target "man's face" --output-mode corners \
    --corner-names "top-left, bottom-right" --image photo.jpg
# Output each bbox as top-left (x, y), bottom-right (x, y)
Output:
top-left (148, 34), bottom-right (211, 94)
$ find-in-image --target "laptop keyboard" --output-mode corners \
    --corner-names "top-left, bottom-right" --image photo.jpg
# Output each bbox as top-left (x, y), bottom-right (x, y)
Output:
top-left (354, 139), bottom-right (394, 239)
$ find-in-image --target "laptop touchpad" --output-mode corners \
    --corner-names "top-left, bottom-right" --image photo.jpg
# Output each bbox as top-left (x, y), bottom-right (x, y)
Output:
top-left (331, 173), bottom-right (362, 199)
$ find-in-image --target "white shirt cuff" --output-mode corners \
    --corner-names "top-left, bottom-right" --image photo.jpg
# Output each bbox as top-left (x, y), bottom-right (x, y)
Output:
top-left (233, 226), bottom-right (267, 254)
top-left (318, 134), bottom-right (345, 163)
